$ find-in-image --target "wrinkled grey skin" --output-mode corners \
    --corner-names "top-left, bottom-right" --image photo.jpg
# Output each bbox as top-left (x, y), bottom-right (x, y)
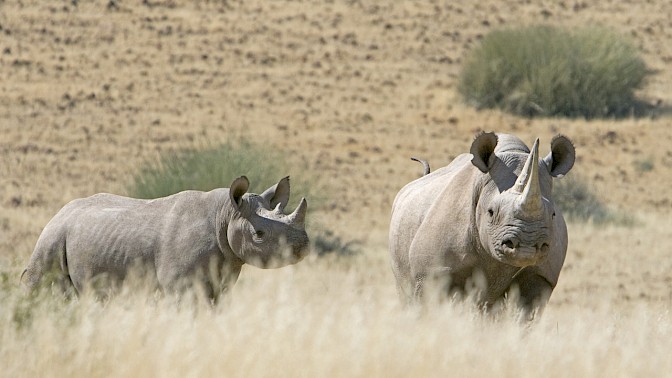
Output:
top-left (390, 133), bottom-right (575, 314)
top-left (22, 176), bottom-right (309, 301)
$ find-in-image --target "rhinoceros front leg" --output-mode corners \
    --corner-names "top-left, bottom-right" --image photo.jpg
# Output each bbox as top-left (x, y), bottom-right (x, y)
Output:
top-left (508, 268), bottom-right (553, 319)
top-left (411, 266), bottom-right (455, 305)
top-left (412, 273), bottom-right (426, 303)
top-left (408, 248), bottom-right (458, 305)
top-left (205, 259), bottom-right (243, 305)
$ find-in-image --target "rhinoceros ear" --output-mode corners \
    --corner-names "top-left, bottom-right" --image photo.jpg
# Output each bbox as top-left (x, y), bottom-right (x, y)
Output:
top-left (543, 135), bottom-right (575, 178)
top-left (230, 176), bottom-right (250, 208)
top-left (470, 132), bottom-right (498, 173)
top-left (260, 176), bottom-right (290, 211)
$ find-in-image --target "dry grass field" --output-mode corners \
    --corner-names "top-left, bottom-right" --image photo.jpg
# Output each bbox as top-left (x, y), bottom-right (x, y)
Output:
top-left (1, 0), bottom-right (672, 376)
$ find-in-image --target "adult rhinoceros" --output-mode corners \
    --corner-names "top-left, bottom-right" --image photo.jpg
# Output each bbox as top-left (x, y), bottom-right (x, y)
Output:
top-left (389, 133), bottom-right (575, 314)
top-left (22, 176), bottom-right (309, 301)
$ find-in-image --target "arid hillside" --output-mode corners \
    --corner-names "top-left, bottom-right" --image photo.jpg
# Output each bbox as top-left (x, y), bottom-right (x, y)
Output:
top-left (1, 1), bottom-right (672, 375)
top-left (2, 1), bottom-right (671, 244)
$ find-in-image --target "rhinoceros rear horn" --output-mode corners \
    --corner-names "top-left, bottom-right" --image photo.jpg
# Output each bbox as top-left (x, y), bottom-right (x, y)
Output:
top-left (288, 198), bottom-right (307, 226)
top-left (470, 132), bottom-right (498, 173)
top-left (514, 138), bottom-right (543, 215)
top-left (230, 176), bottom-right (250, 208)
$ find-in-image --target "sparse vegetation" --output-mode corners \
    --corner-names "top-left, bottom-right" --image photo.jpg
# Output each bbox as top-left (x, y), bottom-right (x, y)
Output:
top-left (553, 175), bottom-right (633, 225)
top-left (311, 229), bottom-right (361, 256)
top-left (633, 158), bottom-right (655, 173)
top-left (127, 141), bottom-right (315, 209)
top-left (459, 25), bottom-right (647, 118)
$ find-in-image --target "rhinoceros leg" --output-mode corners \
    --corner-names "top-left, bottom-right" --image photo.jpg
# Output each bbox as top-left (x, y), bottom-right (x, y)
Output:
top-left (411, 267), bottom-right (459, 305)
top-left (209, 261), bottom-right (242, 305)
top-left (508, 268), bottom-right (553, 318)
top-left (185, 255), bottom-right (243, 305)
top-left (412, 273), bottom-right (425, 303)
top-left (22, 230), bottom-right (77, 297)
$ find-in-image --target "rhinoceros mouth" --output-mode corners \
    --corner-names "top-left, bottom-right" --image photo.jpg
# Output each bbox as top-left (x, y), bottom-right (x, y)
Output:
top-left (494, 244), bottom-right (548, 267)
top-left (292, 243), bottom-right (310, 260)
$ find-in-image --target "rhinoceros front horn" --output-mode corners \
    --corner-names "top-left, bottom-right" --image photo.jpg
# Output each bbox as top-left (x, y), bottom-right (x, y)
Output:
top-left (288, 198), bottom-right (308, 226)
top-left (513, 138), bottom-right (543, 216)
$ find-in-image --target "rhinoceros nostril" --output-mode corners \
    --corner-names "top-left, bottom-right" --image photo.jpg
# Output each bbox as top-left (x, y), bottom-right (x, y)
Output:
top-left (502, 240), bottom-right (515, 249)
top-left (539, 243), bottom-right (550, 253)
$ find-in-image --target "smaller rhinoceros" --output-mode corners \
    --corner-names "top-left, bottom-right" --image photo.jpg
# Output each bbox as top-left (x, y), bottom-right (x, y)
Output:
top-left (390, 133), bottom-right (575, 315)
top-left (21, 176), bottom-right (309, 300)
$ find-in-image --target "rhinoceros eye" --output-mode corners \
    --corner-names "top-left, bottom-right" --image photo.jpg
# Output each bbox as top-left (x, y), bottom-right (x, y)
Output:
top-left (487, 208), bottom-right (494, 217)
top-left (251, 228), bottom-right (266, 243)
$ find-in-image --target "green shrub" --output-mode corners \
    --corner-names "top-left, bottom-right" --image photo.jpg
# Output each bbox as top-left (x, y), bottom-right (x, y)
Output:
top-left (459, 25), bottom-right (647, 118)
top-left (127, 141), bottom-right (316, 209)
top-left (553, 175), bottom-right (633, 225)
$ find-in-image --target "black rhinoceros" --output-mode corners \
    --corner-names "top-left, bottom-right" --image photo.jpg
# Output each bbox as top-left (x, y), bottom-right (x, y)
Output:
top-left (390, 133), bottom-right (575, 314)
top-left (22, 176), bottom-right (309, 300)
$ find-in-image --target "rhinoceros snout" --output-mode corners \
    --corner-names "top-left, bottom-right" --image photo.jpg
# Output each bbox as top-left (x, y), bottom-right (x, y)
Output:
top-left (499, 239), bottom-right (549, 267)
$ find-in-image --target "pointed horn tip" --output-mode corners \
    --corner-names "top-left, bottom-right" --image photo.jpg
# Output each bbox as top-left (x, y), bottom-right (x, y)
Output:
top-left (290, 197), bottom-right (307, 213)
top-left (289, 198), bottom-right (307, 224)
top-left (530, 139), bottom-right (540, 166)
top-left (530, 138), bottom-right (540, 167)
top-left (518, 138), bottom-right (543, 213)
top-left (511, 138), bottom-right (541, 194)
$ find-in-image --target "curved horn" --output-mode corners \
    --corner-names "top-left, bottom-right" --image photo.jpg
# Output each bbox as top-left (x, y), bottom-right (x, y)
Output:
top-left (513, 140), bottom-right (535, 193)
top-left (516, 138), bottom-right (543, 215)
top-left (288, 198), bottom-right (307, 226)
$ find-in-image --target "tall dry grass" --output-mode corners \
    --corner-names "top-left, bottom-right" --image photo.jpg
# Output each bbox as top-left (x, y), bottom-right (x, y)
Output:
top-left (3, 214), bottom-right (672, 378)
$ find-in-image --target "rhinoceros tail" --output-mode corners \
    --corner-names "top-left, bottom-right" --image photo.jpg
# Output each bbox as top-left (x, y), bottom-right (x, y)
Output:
top-left (410, 157), bottom-right (430, 176)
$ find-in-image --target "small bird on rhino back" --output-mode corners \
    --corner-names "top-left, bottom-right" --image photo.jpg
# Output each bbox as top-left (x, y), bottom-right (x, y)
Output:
top-left (21, 176), bottom-right (310, 301)
top-left (390, 132), bottom-right (575, 317)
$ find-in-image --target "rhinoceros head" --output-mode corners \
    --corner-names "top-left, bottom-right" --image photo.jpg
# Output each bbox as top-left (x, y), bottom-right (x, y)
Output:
top-left (226, 176), bottom-right (310, 269)
top-left (471, 133), bottom-right (575, 267)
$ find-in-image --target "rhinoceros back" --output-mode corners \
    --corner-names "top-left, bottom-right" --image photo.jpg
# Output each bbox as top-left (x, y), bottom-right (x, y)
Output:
top-left (24, 190), bottom-right (226, 293)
